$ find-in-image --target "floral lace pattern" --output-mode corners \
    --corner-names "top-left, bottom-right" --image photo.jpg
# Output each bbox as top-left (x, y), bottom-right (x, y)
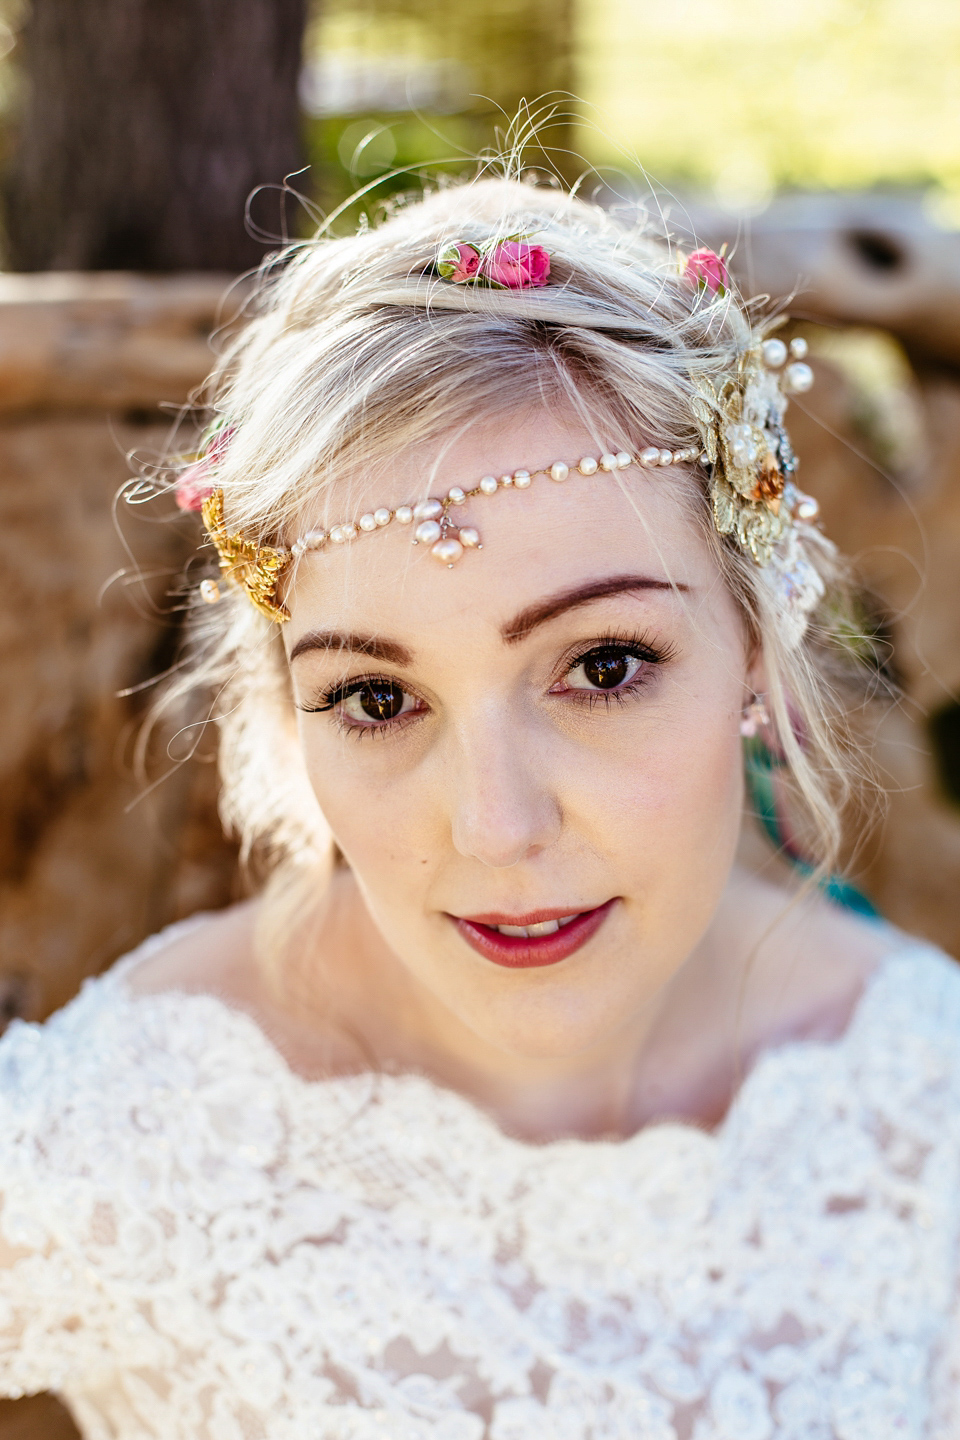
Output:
top-left (0, 932), bottom-right (958, 1439)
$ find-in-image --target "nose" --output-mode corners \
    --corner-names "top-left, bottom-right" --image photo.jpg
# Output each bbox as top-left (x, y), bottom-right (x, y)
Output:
top-left (448, 711), bottom-right (563, 868)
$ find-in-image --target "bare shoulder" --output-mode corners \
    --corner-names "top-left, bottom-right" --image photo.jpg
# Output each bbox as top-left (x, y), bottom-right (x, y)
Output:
top-left (126, 901), bottom-right (262, 1006)
top-left (122, 895), bottom-right (358, 1079)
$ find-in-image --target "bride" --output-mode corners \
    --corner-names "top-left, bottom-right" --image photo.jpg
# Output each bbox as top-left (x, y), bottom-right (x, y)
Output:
top-left (0, 174), bottom-right (956, 1439)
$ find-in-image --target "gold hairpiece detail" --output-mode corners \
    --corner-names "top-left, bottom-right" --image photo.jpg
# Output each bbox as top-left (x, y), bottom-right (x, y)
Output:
top-left (195, 447), bottom-right (701, 624)
top-left (200, 490), bottom-right (291, 622)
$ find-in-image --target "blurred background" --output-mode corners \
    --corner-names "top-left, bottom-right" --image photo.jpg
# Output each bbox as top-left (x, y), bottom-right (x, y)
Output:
top-left (0, 1), bottom-right (956, 1432)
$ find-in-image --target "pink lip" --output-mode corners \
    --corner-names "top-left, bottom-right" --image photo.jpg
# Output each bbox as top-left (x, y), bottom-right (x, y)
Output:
top-left (451, 899), bottom-right (617, 969)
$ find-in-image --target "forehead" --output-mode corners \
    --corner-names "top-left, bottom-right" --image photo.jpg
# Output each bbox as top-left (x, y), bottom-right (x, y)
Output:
top-left (283, 409), bottom-right (721, 646)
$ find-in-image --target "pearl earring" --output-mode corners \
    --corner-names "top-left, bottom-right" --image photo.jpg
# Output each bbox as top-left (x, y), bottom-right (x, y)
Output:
top-left (740, 695), bottom-right (770, 738)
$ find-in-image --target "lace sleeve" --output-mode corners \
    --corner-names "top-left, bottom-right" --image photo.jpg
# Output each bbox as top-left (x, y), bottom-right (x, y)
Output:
top-left (0, 993), bottom-right (136, 1399)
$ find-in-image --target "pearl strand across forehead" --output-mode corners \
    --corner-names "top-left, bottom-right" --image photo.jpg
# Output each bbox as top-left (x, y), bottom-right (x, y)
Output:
top-left (290, 444), bottom-right (704, 571)
top-left (197, 445), bottom-right (701, 620)
top-left (191, 336), bottom-right (825, 645)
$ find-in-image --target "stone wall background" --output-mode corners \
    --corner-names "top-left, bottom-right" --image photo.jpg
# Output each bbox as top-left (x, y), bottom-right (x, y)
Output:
top-left (0, 273), bottom-right (240, 1029)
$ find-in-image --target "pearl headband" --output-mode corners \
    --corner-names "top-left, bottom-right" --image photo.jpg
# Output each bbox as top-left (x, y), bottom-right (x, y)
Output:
top-left (196, 443), bottom-right (703, 622)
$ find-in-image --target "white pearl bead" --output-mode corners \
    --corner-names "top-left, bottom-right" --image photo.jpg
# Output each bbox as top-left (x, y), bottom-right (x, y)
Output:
top-left (415, 519), bottom-right (442, 545)
top-left (431, 537), bottom-right (464, 565)
top-left (578, 456), bottom-right (599, 476)
top-left (374, 508), bottom-right (391, 527)
top-left (640, 446), bottom-right (660, 467)
top-left (790, 336), bottom-right (809, 359)
top-left (762, 338), bottom-right (788, 369)
top-left (784, 361), bottom-right (814, 394)
top-left (329, 526), bottom-right (346, 543)
top-left (699, 452), bottom-right (710, 466)
top-left (659, 449), bottom-right (673, 466)
top-left (599, 452), bottom-right (618, 472)
top-left (395, 505), bottom-right (414, 525)
top-left (499, 473), bottom-right (514, 487)
top-left (458, 527), bottom-right (481, 548)
top-left (447, 486), bottom-right (466, 505)
top-left (291, 538), bottom-right (307, 559)
top-left (414, 498), bottom-right (443, 521)
top-left (616, 452), bottom-right (632, 468)
top-left (199, 578), bottom-right (220, 604)
top-left (513, 470), bottom-right (532, 488)
top-left (479, 475), bottom-right (498, 495)
top-left (550, 461), bottom-right (569, 482)
top-left (358, 513), bottom-right (377, 532)
top-left (341, 523), bottom-right (357, 540)
top-left (795, 493), bottom-right (819, 521)
top-left (304, 529), bottom-right (327, 547)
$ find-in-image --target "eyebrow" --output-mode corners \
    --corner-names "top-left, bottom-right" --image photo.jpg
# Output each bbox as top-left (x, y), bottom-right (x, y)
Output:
top-left (501, 574), bottom-right (689, 645)
top-left (289, 574), bottom-right (689, 668)
top-left (289, 631), bottom-right (413, 666)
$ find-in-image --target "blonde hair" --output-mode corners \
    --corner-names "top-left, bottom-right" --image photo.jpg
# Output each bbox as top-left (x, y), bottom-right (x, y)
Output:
top-left (156, 173), bottom-right (889, 916)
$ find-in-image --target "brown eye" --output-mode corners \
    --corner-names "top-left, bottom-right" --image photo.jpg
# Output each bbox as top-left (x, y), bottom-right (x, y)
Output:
top-left (355, 680), bottom-right (405, 721)
top-left (567, 645), bottom-right (644, 692)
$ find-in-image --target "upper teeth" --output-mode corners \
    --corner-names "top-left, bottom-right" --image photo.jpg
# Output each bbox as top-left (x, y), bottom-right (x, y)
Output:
top-left (495, 915), bottom-right (577, 937)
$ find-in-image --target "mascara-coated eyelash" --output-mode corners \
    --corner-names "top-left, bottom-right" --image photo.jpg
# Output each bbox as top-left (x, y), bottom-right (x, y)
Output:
top-left (298, 631), bottom-right (675, 738)
top-left (551, 630), bottom-right (675, 707)
top-left (298, 674), bottom-right (425, 736)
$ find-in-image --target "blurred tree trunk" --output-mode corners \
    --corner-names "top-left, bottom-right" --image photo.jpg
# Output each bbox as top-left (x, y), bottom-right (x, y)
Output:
top-left (3, 0), bottom-right (307, 271)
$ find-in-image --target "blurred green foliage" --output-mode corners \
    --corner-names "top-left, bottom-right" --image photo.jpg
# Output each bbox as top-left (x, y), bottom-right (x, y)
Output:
top-left (0, 0), bottom-right (956, 245)
top-left (305, 0), bottom-right (960, 227)
top-left (300, 0), bottom-right (574, 225)
top-left (577, 0), bottom-right (960, 218)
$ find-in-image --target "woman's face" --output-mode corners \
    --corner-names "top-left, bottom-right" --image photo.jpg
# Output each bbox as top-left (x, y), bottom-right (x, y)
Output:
top-left (283, 408), bottom-right (753, 1061)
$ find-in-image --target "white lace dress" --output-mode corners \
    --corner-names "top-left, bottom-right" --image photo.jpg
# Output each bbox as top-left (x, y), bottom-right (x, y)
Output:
top-left (0, 930), bottom-right (958, 1440)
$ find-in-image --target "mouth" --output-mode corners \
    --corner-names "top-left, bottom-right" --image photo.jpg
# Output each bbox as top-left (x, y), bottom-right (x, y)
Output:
top-left (450, 900), bottom-right (617, 969)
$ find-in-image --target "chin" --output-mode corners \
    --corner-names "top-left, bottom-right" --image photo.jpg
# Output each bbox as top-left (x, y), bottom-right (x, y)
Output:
top-left (454, 983), bottom-right (633, 1062)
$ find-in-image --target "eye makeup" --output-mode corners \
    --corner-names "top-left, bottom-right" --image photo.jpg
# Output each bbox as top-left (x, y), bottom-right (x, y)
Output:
top-left (296, 629), bottom-right (676, 738)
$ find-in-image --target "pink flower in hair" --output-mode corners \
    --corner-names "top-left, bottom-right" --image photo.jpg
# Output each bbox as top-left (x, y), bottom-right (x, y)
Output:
top-left (175, 424), bottom-right (233, 512)
top-left (682, 248), bottom-right (728, 296)
top-left (481, 240), bottom-right (550, 289)
top-left (436, 242), bottom-right (482, 283)
top-left (175, 461), bottom-right (214, 512)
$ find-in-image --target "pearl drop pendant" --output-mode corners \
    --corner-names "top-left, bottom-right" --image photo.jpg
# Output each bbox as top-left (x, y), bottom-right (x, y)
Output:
top-left (431, 537), bottom-right (464, 566)
top-left (283, 441), bottom-right (700, 581)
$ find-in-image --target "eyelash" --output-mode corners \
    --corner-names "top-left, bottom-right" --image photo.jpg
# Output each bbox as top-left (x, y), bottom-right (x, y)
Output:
top-left (553, 630), bottom-right (675, 709)
top-left (297, 630), bottom-right (675, 739)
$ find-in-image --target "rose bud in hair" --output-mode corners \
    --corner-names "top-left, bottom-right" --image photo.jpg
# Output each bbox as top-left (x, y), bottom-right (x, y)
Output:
top-left (682, 248), bottom-right (728, 296)
top-left (481, 241), bottom-right (551, 289)
top-left (437, 242), bottom-right (482, 283)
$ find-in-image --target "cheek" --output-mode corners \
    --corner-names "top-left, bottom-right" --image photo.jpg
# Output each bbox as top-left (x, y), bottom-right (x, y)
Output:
top-left (297, 727), bottom-right (435, 883)
top-left (564, 690), bottom-right (744, 878)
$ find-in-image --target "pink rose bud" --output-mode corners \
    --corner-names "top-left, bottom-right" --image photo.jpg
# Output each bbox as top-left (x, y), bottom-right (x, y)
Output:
top-left (437, 242), bottom-right (481, 283)
top-left (683, 249), bottom-right (728, 296)
top-left (481, 241), bottom-right (551, 289)
top-left (175, 460), bottom-right (214, 512)
top-left (175, 424), bottom-right (233, 511)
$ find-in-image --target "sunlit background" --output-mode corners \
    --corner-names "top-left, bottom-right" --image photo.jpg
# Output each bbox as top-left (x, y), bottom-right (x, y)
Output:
top-left (295, 0), bottom-right (959, 219)
top-left (0, 0), bottom-right (955, 220)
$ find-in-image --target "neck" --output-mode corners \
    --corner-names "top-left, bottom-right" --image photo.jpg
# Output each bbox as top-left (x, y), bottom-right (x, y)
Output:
top-left (312, 871), bottom-right (745, 1140)
top-left (291, 866), bottom-right (878, 1143)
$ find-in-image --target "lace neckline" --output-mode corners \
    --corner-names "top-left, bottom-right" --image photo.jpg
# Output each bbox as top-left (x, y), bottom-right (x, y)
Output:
top-left (101, 918), bottom-right (921, 1153)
